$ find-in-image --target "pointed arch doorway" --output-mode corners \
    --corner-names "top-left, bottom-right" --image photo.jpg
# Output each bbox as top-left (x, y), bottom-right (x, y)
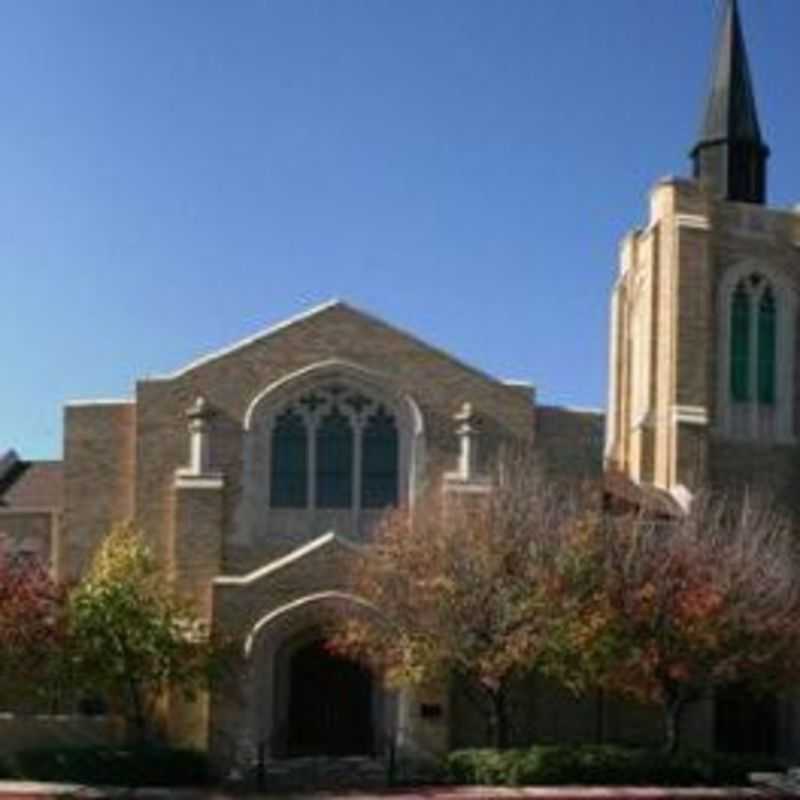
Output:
top-left (237, 590), bottom-right (397, 763)
top-left (285, 637), bottom-right (375, 757)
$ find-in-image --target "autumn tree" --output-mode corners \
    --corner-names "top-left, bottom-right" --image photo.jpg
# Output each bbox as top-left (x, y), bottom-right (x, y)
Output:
top-left (333, 452), bottom-right (582, 748)
top-left (557, 492), bottom-right (800, 754)
top-left (0, 554), bottom-right (67, 711)
top-left (69, 522), bottom-right (223, 741)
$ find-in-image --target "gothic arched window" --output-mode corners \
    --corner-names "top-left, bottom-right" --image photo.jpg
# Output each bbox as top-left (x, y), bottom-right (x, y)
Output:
top-left (270, 408), bottom-right (308, 508)
top-left (315, 407), bottom-right (354, 508)
top-left (267, 384), bottom-right (402, 512)
top-left (728, 274), bottom-right (777, 407)
top-left (719, 268), bottom-right (794, 443)
top-left (361, 406), bottom-right (398, 508)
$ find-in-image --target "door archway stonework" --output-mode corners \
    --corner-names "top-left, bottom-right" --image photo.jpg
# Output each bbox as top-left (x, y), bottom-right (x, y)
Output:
top-left (214, 590), bottom-right (395, 771)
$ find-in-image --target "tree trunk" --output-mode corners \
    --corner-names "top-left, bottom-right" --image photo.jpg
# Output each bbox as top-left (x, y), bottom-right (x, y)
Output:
top-left (662, 697), bottom-right (685, 756)
top-left (488, 689), bottom-right (511, 749)
top-left (126, 670), bottom-right (148, 745)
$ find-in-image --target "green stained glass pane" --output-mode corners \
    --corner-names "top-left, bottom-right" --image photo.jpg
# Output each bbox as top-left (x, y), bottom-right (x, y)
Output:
top-left (271, 409), bottom-right (308, 507)
top-left (316, 408), bottom-right (354, 508)
top-left (758, 289), bottom-right (776, 405)
top-left (730, 284), bottom-right (751, 403)
top-left (361, 407), bottom-right (398, 509)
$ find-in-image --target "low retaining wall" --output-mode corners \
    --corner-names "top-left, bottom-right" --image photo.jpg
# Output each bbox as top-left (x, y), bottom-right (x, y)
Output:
top-left (0, 715), bottom-right (123, 757)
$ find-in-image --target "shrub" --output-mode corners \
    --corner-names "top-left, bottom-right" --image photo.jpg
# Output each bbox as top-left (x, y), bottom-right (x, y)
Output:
top-left (699, 751), bottom-right (786, 786)
top-left (446, 748), bottom-right (522, 785)
top-left (444, 745), bottom-right (783, 787)
top-left (11, 746), bottom-right (210, 786)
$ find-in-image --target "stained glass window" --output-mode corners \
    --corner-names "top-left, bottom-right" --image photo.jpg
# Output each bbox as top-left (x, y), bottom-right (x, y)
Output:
top-left (270, 408), bottom-right (308, 508)
top-left (730, 282), bottom-right (751, 403)
top-left (316, 408), bottom-right (354, 508)
top-left (758, 287), bottom-right (776, 405)
top-left (361, 407), bottom-right (398, 508)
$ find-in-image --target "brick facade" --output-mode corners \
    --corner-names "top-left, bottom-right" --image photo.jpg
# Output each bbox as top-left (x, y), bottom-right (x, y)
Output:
top-left (606, 180), bottom-right (800, 499)
top-left (5, 0), bottom-right (796, 772)
top-left (16, 300), bottom-right (610, 771)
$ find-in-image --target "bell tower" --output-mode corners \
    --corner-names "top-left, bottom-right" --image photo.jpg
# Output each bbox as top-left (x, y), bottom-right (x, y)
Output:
top-left (605, 1), bottom-right (800, 501)
top-left (691, 0), bottom-right (769, 205)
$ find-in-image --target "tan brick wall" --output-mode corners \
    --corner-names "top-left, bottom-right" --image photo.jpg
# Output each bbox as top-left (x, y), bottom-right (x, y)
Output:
top-left (0, 511), bottom-right (55, 563)
top-left (450, 673), bottom-right (712, 751)
top-left (710, 442), bottom-right (800, 513)
top-left (60, 402), bottom-right (136, 581)
top-left (128, 304), bottom-right (534, 576)
top-left (212, 538), bottom-right (356, 639)
top-left (0, 715), bottom-right (123, 756)
top-left (534, 406), bottom-right (603, 480)
top-left (56, 305), bottom-right (539, 763)
top-left (607, 178), bottom-right (800, 495)
top-left (172, 484), bottom-right (224, 618)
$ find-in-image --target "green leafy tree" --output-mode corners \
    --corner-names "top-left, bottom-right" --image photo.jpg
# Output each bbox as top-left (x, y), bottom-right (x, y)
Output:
top-left (69, 522), bottom-right (222, 741)
top-left (332, 452), bottom-right (582, 748)
top-left (555, 493), bottom-right (800, 754)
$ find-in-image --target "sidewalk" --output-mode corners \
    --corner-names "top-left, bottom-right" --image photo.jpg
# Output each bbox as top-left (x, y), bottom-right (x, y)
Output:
top-left (0, 783), bottom-right (786, 800)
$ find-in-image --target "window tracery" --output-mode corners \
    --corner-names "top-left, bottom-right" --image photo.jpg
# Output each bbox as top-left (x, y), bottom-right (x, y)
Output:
top-left (268, 383), bottom-right (399, 510)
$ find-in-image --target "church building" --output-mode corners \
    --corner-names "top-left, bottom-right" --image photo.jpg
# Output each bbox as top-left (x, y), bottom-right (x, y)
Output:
top-left (1, 0), bottom-right (798, 774)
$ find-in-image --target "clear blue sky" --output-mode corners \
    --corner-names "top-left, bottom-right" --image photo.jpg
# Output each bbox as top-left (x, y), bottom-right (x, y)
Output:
top-left (3, 0), bottom-right (799, 459)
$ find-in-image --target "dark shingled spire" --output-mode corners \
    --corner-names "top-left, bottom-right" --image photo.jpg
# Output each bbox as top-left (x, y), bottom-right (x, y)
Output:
top-left (691, 0), bottom-right (769, 204)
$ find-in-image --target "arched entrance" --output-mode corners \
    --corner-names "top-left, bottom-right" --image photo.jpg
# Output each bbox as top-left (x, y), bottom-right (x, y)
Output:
top-left (286, 638), bottom-right (375, 757)
top-left (228, 590), bottom-right (396, 765)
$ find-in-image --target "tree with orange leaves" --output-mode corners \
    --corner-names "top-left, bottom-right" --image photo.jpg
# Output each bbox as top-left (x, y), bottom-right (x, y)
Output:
top-left (332, 452), bottom-right (583, 748)
top-left (0, 553), bottom-right (68, 710)
top-left (554, 492), bottom-right (800, 754)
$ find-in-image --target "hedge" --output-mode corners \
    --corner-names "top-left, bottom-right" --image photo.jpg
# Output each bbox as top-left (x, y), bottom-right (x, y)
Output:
top-left (445, 745), bottom-right (783, 787)
top-left (8, 746), bottom-right (210, 786)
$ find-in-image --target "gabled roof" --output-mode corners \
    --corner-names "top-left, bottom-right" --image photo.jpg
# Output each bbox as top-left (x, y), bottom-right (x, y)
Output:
top-left (159, 298), bottom-right (343, 378)
top-left (156, 298), bottom-right (529, 392)
top-left (214, 531), bottom-right (362, 587)
top-left (0, 451), bottom-right (63, 510)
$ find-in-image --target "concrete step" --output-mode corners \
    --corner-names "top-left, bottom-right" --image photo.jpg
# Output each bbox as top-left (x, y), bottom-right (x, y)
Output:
top-left (254, 756), bottom-right (390, 792)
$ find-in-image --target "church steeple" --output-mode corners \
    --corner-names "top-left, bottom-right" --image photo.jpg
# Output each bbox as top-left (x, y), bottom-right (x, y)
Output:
top-left (691, 0), bottom-right (769, 204)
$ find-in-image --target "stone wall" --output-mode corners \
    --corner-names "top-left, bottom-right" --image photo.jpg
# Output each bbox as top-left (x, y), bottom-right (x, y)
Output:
top-left (0, 511), bottom-right (55, 562)
top-left (535, 405), bottom-right (604, 481)
top-left (450, 673), bottom-right (713, 752)
top-left (130, 302), bottom-right (534, 575)
top-left (0, 715), bottom-right (123, 757)
top-left (606, 178), bottom-right (800, 495)
top-left (60, 402), bottom-right (136, 582)
top-left (710, 441), bottom-right (800, 513)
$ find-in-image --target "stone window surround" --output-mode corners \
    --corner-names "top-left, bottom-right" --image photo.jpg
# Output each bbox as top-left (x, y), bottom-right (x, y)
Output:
top-left (716, 261), bottom-right (797, 443)
top-left (233, 360), bottom-right (425, 546)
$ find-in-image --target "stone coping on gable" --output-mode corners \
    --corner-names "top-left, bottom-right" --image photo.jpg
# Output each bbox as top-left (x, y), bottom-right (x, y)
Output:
top-left (212, 532), bottom-right (362, 588)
